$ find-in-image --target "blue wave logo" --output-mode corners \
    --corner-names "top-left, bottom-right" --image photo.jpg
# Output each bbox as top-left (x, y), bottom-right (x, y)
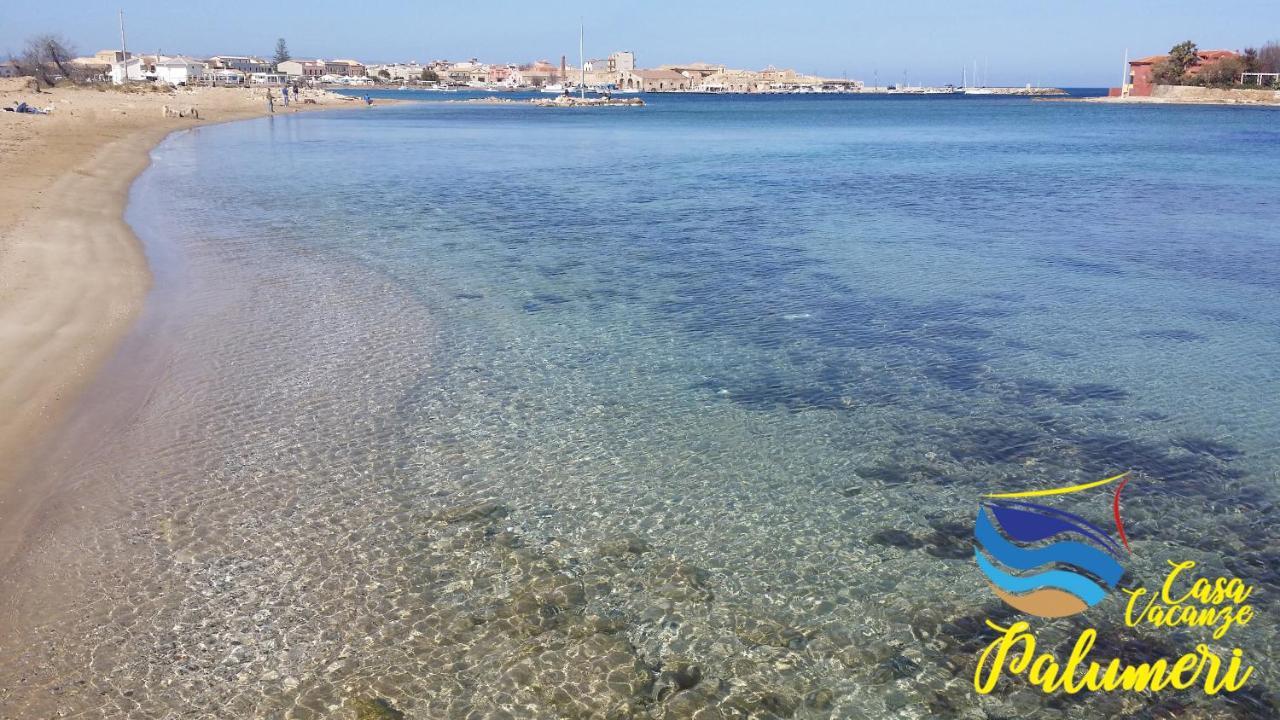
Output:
top-left (973, 473), bottom-right (1131, 618)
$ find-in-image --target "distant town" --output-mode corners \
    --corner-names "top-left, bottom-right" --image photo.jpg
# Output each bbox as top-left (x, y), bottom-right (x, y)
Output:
top-left (0, 38), bottom-right (1063, 95)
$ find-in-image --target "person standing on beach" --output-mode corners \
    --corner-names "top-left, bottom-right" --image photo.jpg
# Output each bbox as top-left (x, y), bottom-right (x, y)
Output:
top-left (266, 89), bottom-right (274, 113)
top-left (281, 86), bottom-right (289, 107)
top-left (292, 84), bottom-right (300, 102)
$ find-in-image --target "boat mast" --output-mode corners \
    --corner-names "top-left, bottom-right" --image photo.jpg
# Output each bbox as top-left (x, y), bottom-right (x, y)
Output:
top-left (1121, 48), bottom-right (1129, 96)
top-left (579, 20), bottom-right (585, 99)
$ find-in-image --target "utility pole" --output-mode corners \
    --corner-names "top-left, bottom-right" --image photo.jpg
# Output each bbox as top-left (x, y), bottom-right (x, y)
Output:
top-left (119, 9), bottom-right (128, 60)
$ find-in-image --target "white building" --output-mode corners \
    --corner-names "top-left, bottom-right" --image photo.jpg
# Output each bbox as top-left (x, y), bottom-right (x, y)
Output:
top-left (209, 69), bottom-right (246, 86)
top-left (208, 55), bottom-right (271, 73)
top-left (154, 56), bottom-right (207, 85)
top-left (109, 57), bottom-right (146, 84)
top-left (249, 72), bottom-right (288, 85)
top-left (366, 62), bottom-right (428, 81)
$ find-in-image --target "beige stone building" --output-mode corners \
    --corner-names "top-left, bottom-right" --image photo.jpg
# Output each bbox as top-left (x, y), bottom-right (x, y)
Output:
top-left (660, 63), bottom-right (723, 84)
top-left (617, 68), bottom-right (691, 92)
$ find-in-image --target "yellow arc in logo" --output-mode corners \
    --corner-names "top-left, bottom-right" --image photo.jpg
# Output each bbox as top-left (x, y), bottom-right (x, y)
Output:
top-left (984, 471), bottom-right (1130, 499)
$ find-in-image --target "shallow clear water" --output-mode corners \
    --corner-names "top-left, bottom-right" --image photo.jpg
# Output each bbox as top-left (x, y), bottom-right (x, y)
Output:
top-left (3, 94), bottom-right (1279, 718)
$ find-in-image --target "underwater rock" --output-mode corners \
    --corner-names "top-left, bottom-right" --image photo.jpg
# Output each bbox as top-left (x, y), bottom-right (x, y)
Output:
top-left (868, 528), bottom-right (925, 550)
top-left (434, 501), bottom-right (510, 524)
top-left (923, 519), bottom-right (972, 559)
top-left (497, 632), bottom-right (653, 718)
top-left (656, 678), bottom-right (729, 720)
top-left (347, 695), bottom-right (406, 720)
top-left (649, 560), bottom-right (713, 602)
top-left (598, 535), bottom-right (652, 557)
top-left (724, 687), bottom-right (799, 718)
top-left (803, 687), bottom-right (834, 711)
top-left (652, 659), bottom-right (703, 701)
top-left (729, 615), bottom-right (807, 650)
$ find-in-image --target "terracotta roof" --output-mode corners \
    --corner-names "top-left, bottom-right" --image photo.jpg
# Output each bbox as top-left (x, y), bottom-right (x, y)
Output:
top-left (1130, 49), bottom-right (1239, 67)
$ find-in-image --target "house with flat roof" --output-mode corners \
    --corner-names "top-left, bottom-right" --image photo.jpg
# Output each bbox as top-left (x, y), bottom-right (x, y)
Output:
top-left (208, 55), bottom-right (271, 73)
top-left (278, 60), bottom-right (325, 79)
top-left (324, 59), bottom-right (367, 77)
top-left (154, 56), bottom-right (207, 86)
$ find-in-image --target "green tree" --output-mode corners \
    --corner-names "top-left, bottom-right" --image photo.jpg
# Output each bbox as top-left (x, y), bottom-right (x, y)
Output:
top-left (273, 38), bottom-right (290, 66)
top-left (420, 68), bottom-right (439, 82)
top-left (378, 68), bottom-right (390, 79)
top-left (1168, 40), bottom-right (1199, 72)
top-left (1152, 41), bottom-right (1199, 86)
top-left (1242, 47), bottom-right (1260, 73)
top-left (1194, 57), bottom-right (1245, 87)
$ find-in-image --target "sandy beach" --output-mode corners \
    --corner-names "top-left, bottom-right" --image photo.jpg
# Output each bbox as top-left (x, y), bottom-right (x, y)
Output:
top-left (0, 81), bottom-right (367, 566)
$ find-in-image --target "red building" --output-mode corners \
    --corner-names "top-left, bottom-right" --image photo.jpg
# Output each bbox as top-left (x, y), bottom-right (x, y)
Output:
top-left (1123, 49), bottom-right (1239, 96)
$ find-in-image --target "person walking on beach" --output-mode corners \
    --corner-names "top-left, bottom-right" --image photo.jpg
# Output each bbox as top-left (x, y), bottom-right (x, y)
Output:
top-left (266, 89), bottom-right (275, 114)
top-left (292, 84), bottom-right (300, 102)
top-left (281, 86), bottom-right (289, 107)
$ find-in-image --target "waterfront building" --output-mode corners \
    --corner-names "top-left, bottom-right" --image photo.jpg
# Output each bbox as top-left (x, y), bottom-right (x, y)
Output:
top-left (109, 57), bottom-right (146, 84)
top-left (609, 51), bottom-right (635, 72)
top-left (249, 72), bottom-right (289, 85)
top-left (660, 63), bottom-right (724, 84)
top-left (444, 60), bottom-right (489, 84)
top-left (277, 60), bottom-right (325, 80)
top-left (208, 55), bottom-right (271, 73)
top-left (209, 68), bottom-right (247, 86)
top-left (371, 62), bottom-right (428, 81)
top-left (324, 59), bottom-right (367, 77)
top-left (1125, 49), bottom-right (1240, 96)
top-left (518, 60), bottom-right (560, 87)
top-left (153, 56), bottom-right (208, 85)
top-left (617, 69), bottom-right (691, 92)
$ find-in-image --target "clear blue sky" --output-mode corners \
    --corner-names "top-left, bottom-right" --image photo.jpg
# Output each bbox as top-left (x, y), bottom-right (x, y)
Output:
top-left (5, 1), bottom-right (1278, 86)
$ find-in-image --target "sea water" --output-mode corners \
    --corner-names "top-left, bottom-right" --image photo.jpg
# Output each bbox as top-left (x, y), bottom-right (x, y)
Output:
top-left (3, 93), bottom-right (1278, 718)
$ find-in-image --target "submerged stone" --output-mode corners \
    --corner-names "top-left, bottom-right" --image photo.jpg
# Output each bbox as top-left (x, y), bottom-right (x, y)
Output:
top-left (435, 501), bottom-right (510, 524)
top-left (347, 696), bottom-right (406, 720)
top-left (869, 528), bottom-right (924, 550)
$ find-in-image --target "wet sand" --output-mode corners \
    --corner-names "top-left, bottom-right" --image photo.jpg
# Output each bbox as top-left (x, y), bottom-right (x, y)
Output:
top-left (0, 82), bottom-right (371, 567)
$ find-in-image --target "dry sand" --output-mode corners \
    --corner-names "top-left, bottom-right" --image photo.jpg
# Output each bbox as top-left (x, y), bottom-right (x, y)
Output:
top-left (0, 80), bottom-right (371, 565)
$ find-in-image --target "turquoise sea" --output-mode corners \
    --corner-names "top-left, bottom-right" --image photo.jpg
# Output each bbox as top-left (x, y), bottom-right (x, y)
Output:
top-left (4, 91), bottom-right (1280, 718)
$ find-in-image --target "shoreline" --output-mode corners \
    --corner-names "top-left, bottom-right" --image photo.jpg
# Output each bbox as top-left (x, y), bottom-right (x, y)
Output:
top-left (0, 83), bottom-right (387, 566)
